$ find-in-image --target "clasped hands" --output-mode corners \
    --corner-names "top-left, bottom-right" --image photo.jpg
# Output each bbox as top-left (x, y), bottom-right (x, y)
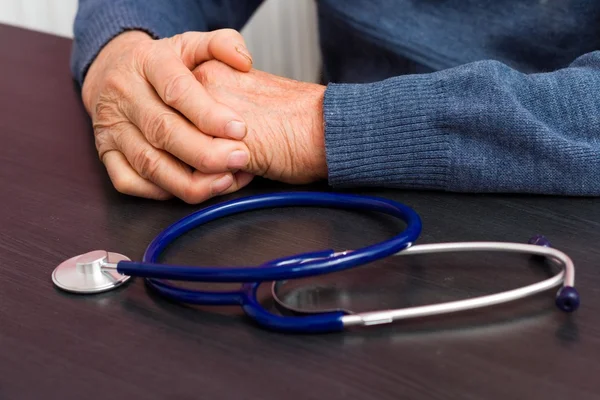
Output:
top-left (82, 29), bottom-right (328, 203)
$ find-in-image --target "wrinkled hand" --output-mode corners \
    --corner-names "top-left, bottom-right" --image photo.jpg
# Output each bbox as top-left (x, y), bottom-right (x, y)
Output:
top-left (192, 60), bottom-right (328, 185)
top-left (83, 30), bottom-right (256, 203)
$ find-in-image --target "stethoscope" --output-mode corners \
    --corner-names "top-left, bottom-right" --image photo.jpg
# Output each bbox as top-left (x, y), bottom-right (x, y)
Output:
top-left (52, 192), bottom-right (580, 333)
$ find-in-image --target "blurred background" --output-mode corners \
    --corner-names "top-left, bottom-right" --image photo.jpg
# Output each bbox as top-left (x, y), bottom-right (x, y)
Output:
top-left (0, 0), bottom-right (322, 82)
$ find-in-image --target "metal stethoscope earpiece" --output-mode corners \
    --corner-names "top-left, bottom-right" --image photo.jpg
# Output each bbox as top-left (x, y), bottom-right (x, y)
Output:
top-left (527, 234), bottom-right (580, 312)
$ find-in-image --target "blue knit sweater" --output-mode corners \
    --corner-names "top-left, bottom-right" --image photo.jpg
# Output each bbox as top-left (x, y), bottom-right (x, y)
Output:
top-left (70, 0), bottom-right (600, 196)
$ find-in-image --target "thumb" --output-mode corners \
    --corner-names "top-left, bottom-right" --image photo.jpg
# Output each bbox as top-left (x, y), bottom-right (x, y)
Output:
top-left (171, 29), bottom-right (253, 72)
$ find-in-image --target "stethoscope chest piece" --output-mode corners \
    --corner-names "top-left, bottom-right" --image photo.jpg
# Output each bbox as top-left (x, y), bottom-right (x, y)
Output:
top-left (52, 250), bottom-right (131, 294)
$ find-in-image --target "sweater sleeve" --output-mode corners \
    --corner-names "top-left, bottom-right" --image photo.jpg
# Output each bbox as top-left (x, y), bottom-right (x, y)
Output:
top-left (322, 52), bottom-right (600, 196)
top-left (70, 0), bottom-right (263, 86)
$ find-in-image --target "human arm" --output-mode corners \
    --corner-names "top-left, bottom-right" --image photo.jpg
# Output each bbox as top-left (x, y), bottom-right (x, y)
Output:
top-left (323, 53), bottom-right (600, 196)
top-left (193, 52), bottom-right (600, 197)
top-left (70, 0), bottom-right (263, 202)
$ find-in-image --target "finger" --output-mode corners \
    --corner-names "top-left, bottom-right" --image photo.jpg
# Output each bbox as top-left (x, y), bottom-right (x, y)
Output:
top-left (180, 29), bottom-right (253, 72)
top-left (232, 171), bottom-right (255, 190)
top-left (143, 41), bottom-right (248, 140)
top-left (224, 171), bottom-right (255, 195)
top-left (197, 170), bottom-right (255, 199)
top-left (102, 150), bottom-right (173, 200)
top-left (113, 123), bottom-right (240, 204)
top-left (121, 79), bottom-right (251, 173)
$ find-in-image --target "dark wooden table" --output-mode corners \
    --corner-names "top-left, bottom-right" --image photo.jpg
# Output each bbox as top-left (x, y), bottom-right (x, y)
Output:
top-left (1, 23), bottom-right (599, 400)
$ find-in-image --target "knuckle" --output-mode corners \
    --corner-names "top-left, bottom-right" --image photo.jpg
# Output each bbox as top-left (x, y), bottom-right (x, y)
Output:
top-left (194, 60), bottom-right (233, 86)
top-left (216, 28), bottom-right (241, 40)
top-left (111, 173), bottom-right (135, 195)
top-left (95, 73), bottom-right (132, 119)
top-left (144, 111), bottom-right (178, 150)
top-left (163, 74), bottom-right (193, 106)
top-left (192, 64), bottom-right (207, 84)
top-left (180, 184), bottom-right (206, 204)
top-left (167, 33), bottom-right (185, 50)
top-left (94, 99), bottom-right (120, 123)
top-left (191, 149), bottom-right (210, 171)
top-left (130, 40), bottom-right (153, 65)
top-left (103, 71), bottom-right (127, 97)
top-left (93, 127), bottom-right (113, 158)
top-left (193, 61), bottom-right (220, 87)
top-left (134, 41), bottom-right (164, 77)
top-left (195, 105), bottom-right (212, 126)
top-left (133, 147), bottom-right (162, 181)
top-left (93, 120), bottom-right (129, 159)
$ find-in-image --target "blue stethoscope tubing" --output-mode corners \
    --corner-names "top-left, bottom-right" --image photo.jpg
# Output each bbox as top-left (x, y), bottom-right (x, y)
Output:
top-left (111, 192), bottom-right (423, 332)
top-left (148, 250), bottom-right (351, 332)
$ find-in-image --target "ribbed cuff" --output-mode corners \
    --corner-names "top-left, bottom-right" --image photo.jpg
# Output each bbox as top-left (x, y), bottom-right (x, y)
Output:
top-left (70, 2), bottom-right (185, 86)
top-left (323, 74), bottom-right (451, 190)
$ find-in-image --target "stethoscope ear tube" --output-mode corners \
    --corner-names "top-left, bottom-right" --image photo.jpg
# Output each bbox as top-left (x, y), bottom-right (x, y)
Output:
top-left (143, 249), bottom-right (350, 333)
top-left (240, 281), bottom-right (347, 333)
top-left (271, 239), bottom-right (579, 330)
top-left (126, 192), bottom-right (422, 282)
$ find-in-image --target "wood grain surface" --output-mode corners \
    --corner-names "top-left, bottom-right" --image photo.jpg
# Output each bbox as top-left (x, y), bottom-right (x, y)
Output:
top-left (1, 24), bottom-right (599, 400)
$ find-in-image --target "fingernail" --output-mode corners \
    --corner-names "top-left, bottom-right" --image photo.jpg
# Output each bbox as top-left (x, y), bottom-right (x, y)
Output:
top-left (227, 150), bottom-right (249, 169)
top-left (210, 174), bottom-right (234, 195)
top-left (235, 45), bottom-right (253, 64)
top-left (225, 121), bottom-right (247, 139)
